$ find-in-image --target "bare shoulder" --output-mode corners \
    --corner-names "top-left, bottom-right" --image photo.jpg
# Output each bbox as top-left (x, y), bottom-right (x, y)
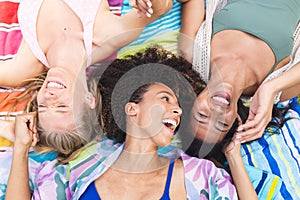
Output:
top-left (170, 159), bottom-right (187, 199)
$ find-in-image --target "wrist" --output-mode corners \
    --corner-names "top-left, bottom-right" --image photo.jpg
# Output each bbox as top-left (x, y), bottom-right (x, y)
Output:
top-left (265, 78), bottom-right (282, 97)
top-left (13, 144), bottom-right (30, 155)
top-left (226, 153), bottom-right (243, 167)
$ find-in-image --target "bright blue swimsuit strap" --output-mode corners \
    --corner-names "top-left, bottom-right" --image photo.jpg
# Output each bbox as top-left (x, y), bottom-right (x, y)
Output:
top-left (160, 159), bottom-right (175, 200)
top-left (79, 181), bottom-right (101, 200)
top-left (80, 160), bottom-right (175, 200)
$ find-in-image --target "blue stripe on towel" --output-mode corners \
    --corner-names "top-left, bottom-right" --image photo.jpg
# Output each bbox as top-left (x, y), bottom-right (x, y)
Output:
top-left (255, 172), bottom-right (267, 194)
top-left (283, 123), bottom-right (300, 174)
top-left (242, 144), bottom-right (254, 166)
top-left (259, 137), bottom-right (281, 177)
top-left (121, 0), bottom-right (181, 47)
top-left (280, 182), bottom-right (293, 200)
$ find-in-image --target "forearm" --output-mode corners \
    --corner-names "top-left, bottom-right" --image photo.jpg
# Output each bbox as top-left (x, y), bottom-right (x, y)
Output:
top-left (227, 154), bottom-right (258, 200)
top-left (5, 148), bottom-right (31, 200)
top-left (178, 0), bottom-right (204, 62)
top-left (267, 61), bottom-right (300, 101)
top-left (179, 0), bottom-right (204, 39)
top-left (0, 40), bottom-right (45, 87)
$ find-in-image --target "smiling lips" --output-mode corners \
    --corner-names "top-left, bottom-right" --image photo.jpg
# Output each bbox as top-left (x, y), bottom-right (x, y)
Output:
top-left (46, 81), bottom-right (66, 89)
top-left (211, 91), bottom-right (231, 107)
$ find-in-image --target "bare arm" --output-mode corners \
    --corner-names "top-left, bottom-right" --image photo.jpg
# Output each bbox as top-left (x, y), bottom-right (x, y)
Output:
top-left (0, 40), bottom-right (45, 87)
top-left (237, 61), bottom-right (300, 142)
top-left (5, 113), bottom-right (38, 200)
top-left (178, 0), bottom-right (204, 63)
top-left (92, 0), bottom-right (172, 63)
top-left (275, 61), bottom-right (300, 101)
top-left (224, 139), bottom-right (258, 200)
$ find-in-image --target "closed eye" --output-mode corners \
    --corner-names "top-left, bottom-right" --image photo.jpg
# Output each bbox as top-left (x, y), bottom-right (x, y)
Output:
top-left (57, 105), bottom-right (67, 108)
top-left (193, 112), bottom-right (209, 124)
top-left (198, 112), bottom-right (208, 118)
top-left (218, 121), bottom-right (229, 127)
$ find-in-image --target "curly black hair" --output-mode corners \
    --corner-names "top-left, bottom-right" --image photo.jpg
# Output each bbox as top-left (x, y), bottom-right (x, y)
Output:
top-left (90, 46), bottom-right (206, 143)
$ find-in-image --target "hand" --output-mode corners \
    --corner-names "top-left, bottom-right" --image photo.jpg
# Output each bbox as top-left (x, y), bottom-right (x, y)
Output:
top-left (14, 112), bottom-right (38, 152)
top-left (224, 134), bottom-right (242, 159)
top-left (237, 84), bottom-right (275, 142)
top-left (130, 0), bottom-right (153, 18)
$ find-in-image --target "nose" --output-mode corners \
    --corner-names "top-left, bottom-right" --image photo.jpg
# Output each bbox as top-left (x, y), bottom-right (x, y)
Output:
top-left (172, 105), bottom-right (182, 116)
top-left (44, 91), bottom-right (58, 100)
top-left (196, 98), bottom-right (210, 114)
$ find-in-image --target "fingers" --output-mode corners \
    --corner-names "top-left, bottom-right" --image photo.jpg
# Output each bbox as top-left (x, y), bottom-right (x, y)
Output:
top-left (136, 0), bottom-right (153, 17)
top-left (14, 112), bottom-right (38, 148)
top-left (15, 112), bottom-right (36, 131)
top-left (237, 111), bottom-right (267, 132)
top-left (237, 120), bottom-right (268, 143)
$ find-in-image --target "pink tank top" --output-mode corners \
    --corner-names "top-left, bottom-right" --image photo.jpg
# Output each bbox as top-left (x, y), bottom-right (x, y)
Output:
top-left (18, 0), bottom-right (101, 68)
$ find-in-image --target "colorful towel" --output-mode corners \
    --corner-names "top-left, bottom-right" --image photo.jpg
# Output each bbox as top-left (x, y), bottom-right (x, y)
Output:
top-left (241, 97), bottom-right (300, 199)
top-left (0, 0), bottom-right (22, 147)
top-left (118, 0), bottom-right (181, 56)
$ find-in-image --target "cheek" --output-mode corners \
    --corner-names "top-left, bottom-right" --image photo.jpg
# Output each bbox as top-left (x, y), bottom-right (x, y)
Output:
top-left (36, 91), bottom-right (42, 103)
top-left (142, 104), bottom-right (165, 135)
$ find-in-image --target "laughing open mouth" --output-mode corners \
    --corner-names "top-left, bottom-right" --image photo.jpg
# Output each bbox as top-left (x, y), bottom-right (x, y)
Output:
top-left (162, 118), bottom-right (178, 131)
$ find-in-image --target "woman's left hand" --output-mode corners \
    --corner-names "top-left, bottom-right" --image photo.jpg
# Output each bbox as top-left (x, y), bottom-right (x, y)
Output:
top-left (224, 134), bottom-right (242, 159)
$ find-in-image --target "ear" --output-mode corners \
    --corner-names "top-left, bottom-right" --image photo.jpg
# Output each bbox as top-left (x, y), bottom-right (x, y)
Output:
top-left (86, 92), bottom-right (96, 109)
top-left (125, 102), bottom-right (138, 116)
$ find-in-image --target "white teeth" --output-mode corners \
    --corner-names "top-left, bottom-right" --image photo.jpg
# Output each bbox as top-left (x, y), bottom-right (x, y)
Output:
top-left (47, 81), bottom-right (65, 89)
top-left (162, 119), bottom-right (177, 127)
top-left (212, 96), bottom-right (229, 105)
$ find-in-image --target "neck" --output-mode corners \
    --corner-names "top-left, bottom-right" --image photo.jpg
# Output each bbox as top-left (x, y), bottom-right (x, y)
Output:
top-left (112, 135), bottom-right (168, 173)
top-left (210, 64), bottom-right (258, 97)
top-left (47, 36), bottom-right (87, 71)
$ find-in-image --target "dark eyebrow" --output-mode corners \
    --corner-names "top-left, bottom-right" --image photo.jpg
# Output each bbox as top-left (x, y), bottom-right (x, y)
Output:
top-left (156, 91), bottom-right (175, 97)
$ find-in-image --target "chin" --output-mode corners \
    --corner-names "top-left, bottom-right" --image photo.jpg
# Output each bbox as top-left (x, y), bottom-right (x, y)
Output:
top-left (156, 138), bottom-right (172, 147)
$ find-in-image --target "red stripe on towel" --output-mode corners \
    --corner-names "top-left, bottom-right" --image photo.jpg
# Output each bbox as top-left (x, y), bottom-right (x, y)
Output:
top-left (0, 1), bottom-right (19, 24)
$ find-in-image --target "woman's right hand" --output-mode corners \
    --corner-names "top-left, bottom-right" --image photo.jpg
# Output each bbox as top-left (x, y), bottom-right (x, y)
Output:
top-left (14, 112), bottom-right (38, 152)
top-left (237, 83), bottom-right (275, 142)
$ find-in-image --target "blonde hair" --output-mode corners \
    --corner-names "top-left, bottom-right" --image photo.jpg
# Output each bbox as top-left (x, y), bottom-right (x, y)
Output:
top-left (17, 72), bottom-right (103, 163)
